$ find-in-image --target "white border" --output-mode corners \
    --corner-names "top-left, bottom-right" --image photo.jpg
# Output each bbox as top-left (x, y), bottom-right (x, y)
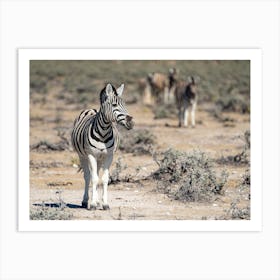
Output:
top-left (18, 48), bottom-right (262, 232)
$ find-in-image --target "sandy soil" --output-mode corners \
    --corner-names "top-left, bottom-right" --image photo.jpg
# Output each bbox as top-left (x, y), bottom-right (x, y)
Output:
top-left (30, 88), bottom-right (250, 220)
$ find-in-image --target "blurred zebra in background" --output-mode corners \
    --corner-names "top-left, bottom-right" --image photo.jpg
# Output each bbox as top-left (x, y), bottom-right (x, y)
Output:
top-left (71, 83), bottom-right (134, 210)
top-left (174, 76), bottom-right (199, 128)
top-left (143, 68), bottom-right (177, 105)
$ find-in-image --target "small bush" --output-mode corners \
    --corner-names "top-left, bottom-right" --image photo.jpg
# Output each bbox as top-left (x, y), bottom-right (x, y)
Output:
top-left (119, 128), bottom-right (156, 155)
top-left (110, 157), bottom-right (128, 184)
top-left (30, 205), bottom-right (73, 220)
top-left (216, 130), bottom-right (250, 166)
top-left (153, 103), bottom-right (177, 119)
top-left (220, 169), bottom-right (251, 220)
top-left (216, 94), bottom-right (250, 114)
top-left (153, 149), bottom-right (228, 202)
top-left (227, 201), bottom-right (250, 220)
top-left (241, 169), bottom-right (250, 187)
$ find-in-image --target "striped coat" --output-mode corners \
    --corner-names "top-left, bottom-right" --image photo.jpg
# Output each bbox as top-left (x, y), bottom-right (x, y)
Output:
top-left (71, 83), bottom-right (134, 210)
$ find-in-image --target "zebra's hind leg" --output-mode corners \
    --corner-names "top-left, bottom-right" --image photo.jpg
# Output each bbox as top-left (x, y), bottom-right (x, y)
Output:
top-left (101, 154), bottom-right (113, 210)
top-left (80, 157), bottom-right (90, 209)
top-left (88, 154), bottom-right (100, 210)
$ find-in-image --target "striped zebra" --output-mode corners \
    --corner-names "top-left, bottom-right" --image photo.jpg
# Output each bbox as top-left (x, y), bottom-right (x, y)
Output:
top-left (71, 83), bottom-right (134, 210)
top-left (175, 76), bottom-right (199, 127)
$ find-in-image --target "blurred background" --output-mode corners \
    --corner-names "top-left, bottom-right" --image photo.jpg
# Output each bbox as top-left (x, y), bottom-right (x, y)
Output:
top-left (30, 60), bottom-right (250, 113)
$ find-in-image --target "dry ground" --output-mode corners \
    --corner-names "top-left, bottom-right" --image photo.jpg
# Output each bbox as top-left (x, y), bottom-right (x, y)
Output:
top-left (30, 88), bottom-right (250, 220)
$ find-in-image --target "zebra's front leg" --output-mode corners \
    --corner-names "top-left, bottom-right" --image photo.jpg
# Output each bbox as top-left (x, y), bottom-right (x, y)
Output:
top-left (88, 154), bottom-right (100, 210)
top-left (183, 107), bottom-right (189, 127)
top-left (101, 154), bottom-right (113, 210)
top-left (191, 103), bottom-right (196, 128)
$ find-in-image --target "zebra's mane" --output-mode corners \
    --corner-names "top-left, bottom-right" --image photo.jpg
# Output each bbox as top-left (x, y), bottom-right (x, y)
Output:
top-left (111, 122), bottom-right (120, 152)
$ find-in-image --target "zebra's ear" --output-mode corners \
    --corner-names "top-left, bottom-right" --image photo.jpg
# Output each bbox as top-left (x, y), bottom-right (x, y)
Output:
top-left (187, 76), bottom-right (195, 84)
top-left (105, 83), bottom-right (113, 96)
top-left (169, 68), bottom-right (174, 74)
top-left (116, 84), bottom-right (124, 97)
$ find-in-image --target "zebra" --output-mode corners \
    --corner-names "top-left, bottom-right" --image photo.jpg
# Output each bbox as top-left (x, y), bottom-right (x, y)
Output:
top-left (167, 67), bottom-right (178, 102)
top-left (145, 71), bottom-right (171, 104)
top-left (175, 76), bottom-right (198, 128)
top-left (71, 83), bottom-right (134, 210)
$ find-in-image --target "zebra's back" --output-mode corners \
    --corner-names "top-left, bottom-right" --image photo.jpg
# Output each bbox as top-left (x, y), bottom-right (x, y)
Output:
top-left (71, 109), bottom-right (97, 156)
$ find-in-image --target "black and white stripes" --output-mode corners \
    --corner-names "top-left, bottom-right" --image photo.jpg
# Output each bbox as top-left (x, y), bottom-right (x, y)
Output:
top-left (174, 76), bottom-right (199, 128)
top-left (71, 83), bottom-right (134, 210)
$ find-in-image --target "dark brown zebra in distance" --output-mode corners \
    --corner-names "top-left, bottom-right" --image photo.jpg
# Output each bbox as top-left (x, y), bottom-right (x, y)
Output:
top-left (174, 76), bottom-right (199, 127)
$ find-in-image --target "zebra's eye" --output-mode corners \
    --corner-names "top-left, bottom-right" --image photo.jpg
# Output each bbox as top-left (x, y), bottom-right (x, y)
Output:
top-left (112, 103), bottom-right (118, 107)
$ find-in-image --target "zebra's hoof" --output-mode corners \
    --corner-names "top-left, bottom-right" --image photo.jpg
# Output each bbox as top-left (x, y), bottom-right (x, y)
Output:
top-left (89, 204), bottom-right (97, 210)
top-left (102, 204), bottom-right (110, 211)
top-left (81, 201), bottom-right (88, 208)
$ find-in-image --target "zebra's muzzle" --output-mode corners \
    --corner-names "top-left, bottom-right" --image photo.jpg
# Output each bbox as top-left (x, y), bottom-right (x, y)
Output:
top-left (125, 115), bottom-right (134, 130)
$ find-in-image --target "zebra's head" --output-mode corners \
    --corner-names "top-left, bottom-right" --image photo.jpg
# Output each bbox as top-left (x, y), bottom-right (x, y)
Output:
top-left (100, 83), bottom-right (134, 130)
top-left (168, 67), bottom-right (178, 89)
top-left (187, 76), bottom-right (199, 94)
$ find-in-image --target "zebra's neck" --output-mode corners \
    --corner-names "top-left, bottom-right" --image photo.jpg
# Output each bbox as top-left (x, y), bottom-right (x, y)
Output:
top-left (95, 110), bottom-right (112, 132)
top-left (87, 109), bottom-right (119, 152)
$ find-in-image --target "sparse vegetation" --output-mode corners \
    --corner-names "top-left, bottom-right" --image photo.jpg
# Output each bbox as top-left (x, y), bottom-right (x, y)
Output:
top-left (216, 94), bottom-right (250, 114)
top-left (225, 200), bottom-right (250, 220)
top-left (119, 128), bottom-right (156, 155)
top-left (30, 60), bottom-right (250, 113)
top-left (30, 129), bottom-right (71, 152)
top-left (218, 169), bottom-right (251, 220)
top-left (30, 160), bottom-right (64, 169)
top-left (29, 60), bottom-right (251, 220)
top-left (217, 130), bottom-right (250, 165)
top-left (109, 157), bottom-right (128, 184)
top-left (30, 203), bottom-right (73, 220)
top-left (153, 149), bottom-right (228, 202)
top-left (153, 103), bottom-right (177, 119)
